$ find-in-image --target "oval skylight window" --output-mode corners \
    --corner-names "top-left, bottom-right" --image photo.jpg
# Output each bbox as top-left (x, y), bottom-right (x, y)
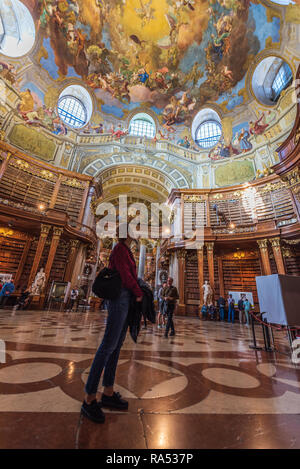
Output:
top-left (57, 85), bottom-right (93, 129)
top-left (0, 0), bottom-right (35, 57)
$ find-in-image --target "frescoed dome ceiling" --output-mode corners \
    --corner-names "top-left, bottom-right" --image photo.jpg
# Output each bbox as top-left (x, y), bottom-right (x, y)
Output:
top-left (2, 0), bottom-right (297, 126)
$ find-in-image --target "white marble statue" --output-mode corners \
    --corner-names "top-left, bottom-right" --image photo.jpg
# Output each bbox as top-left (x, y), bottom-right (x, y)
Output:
top-left (203, 280), bottom-right (213, 305)
top-left (31, 268), bottom-right (46, 295)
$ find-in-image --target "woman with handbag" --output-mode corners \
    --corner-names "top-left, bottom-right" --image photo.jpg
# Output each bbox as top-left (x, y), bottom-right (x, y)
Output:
top-left (82, 228), bottom-right (143, 423)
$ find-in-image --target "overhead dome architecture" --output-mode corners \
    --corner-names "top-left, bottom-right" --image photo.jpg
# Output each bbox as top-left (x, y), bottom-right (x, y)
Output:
top-left (0, 0), bottom-right (300, 450)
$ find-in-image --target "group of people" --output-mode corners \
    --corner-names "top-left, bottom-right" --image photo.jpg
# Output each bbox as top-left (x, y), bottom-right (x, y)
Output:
top-left (200, 293), bottom-right (252, 325)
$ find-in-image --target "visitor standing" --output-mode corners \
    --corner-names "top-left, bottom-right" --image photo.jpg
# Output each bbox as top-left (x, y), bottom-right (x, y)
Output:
top-left (238, 294), bottom-right (245, 324)
top-left (157, 282), bottom-right (167, 329)
top-left (217, 296), bottom-right (226, 321)
top-left (82, 226), bottom-right (143, 424)
top-left (243, 297), bottom-right (251, 326)
top-left (227, 294), bottom-right (235, 323)
top-left (162, 277), bottom-right (179, 338)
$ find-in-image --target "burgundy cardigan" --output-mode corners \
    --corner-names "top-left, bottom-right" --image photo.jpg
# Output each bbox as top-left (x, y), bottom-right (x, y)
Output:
top-left (109, 242), bottom-right (143, 298)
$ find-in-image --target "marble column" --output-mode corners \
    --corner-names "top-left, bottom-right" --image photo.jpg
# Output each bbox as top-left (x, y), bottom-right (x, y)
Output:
top-left (138, 239), bottom-right (147, 279)
top-left (206, 242), bottom-right (215, 298)
top-left (28, 224), bottom-right (51, 287)
top-left (270, 237), bottom-right (286, 274)
top-left (44, 227), bottom-right (64, 283)
top-left (78, 181), bottom-right (91, 225)
top-left (197, 246), bottom-right (204, 307)
top-left (257, 239), bottom-right (271, 275)
top-left (177, 248), bottom-right (186, 315)
top-left (64, 239), bottom-right (80, 282)
top-left (14, 236), bottom-right (32, 287)
top-left (0, 151), bottom-right (11, 180)
top-left (218, 256), bottom-right (225, 298)
top-left (155, 240), bottom-right (161, 290)
top-left (49, 174), bottom-right (62, 209)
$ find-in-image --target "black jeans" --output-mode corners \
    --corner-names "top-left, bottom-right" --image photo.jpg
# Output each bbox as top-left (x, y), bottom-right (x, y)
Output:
top-left (165, 303), bottom-right (175, 336)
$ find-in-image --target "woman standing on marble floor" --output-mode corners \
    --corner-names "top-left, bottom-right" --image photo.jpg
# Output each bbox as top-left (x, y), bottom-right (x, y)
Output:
top-left (81, 223), bottom-right (143, 424)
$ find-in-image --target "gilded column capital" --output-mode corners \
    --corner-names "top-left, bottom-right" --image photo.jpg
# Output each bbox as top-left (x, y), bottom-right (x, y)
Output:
top-left (40, 224), bottom-right (51, 238)
top-left (270, 237), bottom-right (281, 248)
top-left (140, 238), bottom-right (148, 246)
top-left (205, 242), bottom-right (214, 252)
top-left (53, 227), bottom-right (64, 239)
top-left (176, 248), bottom-right (186, 260)
top-left (70, 239), bottom-right (80, 250)
top-left (257, 239), bottom-right (268, 249)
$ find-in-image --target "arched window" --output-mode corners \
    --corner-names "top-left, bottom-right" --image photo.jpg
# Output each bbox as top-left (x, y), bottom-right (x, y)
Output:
top-left (129, 113), bottom-right (156, 138)
top-left (192, 108), bottom-right (222, 149)
top-left (0, 0), bottom-right (35, 57)
top-left (58, 96), bottom-right (87, 128)
top-left (271, 62), bottom-right (293, 102)
top-left (195, 121), bottom-right (222, 149)
top-left (57, 85), bottom-right (93, 129)
top-left (252, 57), bottom-right (293, 106)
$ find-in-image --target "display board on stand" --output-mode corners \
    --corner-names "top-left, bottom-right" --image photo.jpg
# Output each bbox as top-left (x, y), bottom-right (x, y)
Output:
top-left (256, 274), bottom-right (300, 326)
top-left (228, 291), bottom-right (254, 307)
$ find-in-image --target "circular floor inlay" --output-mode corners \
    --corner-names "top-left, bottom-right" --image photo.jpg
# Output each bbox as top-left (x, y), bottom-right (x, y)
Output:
top-left (202, 367), bottom-right (260, 388)
top-left (0, 363), bottom-right (62, 383)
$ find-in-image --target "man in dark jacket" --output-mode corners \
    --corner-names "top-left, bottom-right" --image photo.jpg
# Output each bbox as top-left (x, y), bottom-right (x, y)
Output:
top-left (162, 277), bottom-right (179, 338)
top-left (238, 294), bottom-right (245, 324)
top-left (217, 296), bottom-right (226, 321)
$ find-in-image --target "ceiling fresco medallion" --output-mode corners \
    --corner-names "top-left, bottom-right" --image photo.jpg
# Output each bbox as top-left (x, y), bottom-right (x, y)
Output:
top-left (21, 0), bottom-right (282, 123)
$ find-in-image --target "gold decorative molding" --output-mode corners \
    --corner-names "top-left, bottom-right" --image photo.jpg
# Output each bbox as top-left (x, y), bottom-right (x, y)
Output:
top-left (283, 239), bottom-right (300, 245)
top-left (281, 167), bottom-right (300, 191)
top-left (41, 170), bottom-right (55, 181)
top-left (62, 178), bottom-right (85, 189)
top-left (182, 195), bottom-right (203, 203)
top-left (260, 181), bottom-right (287, 193)
top-left (0, 227), bottom-right (14, 237)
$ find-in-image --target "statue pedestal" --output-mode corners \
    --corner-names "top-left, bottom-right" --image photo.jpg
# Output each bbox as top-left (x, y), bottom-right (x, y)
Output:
top-left (30, 295), bottom-right (45, 310)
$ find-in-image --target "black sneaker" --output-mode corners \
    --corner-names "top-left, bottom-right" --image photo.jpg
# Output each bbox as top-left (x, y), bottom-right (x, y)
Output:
top-left (170, 332), bottom-right (175, 336)
top-left (81, 399), bottom-right (105, 423)
top-left (101, 392), bottom-right (128, 410)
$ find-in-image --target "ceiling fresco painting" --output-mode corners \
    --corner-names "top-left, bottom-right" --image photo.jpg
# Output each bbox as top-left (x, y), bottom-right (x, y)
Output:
top-left (0, 0), bottom-right (299, 170)
top-left (17, 0), bottom-right (283, 125)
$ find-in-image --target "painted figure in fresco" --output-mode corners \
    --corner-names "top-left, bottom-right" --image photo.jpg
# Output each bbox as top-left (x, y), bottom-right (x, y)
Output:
top-left (238, 128), bottom-right (252, 152)
top-left (177, 136), bottom-right (191, 149)
top-left (19, 89), bottom-right (34, 114)
top-left (138, 68), bottom-right (149, 85)
top-left (249, 113), bottom-right (269, 136)
top-left (0, 61), bottom-right (16, 84)
top-left (112, 124), bottom-right (128, 140)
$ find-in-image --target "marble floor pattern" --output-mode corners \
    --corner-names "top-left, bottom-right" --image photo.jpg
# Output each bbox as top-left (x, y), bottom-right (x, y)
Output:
top-left (0, 309), bottom-right (299, 449)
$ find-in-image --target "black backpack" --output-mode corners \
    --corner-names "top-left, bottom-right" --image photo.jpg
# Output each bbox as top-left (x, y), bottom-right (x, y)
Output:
top-left (92, 268), bottom-right (122, 300)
